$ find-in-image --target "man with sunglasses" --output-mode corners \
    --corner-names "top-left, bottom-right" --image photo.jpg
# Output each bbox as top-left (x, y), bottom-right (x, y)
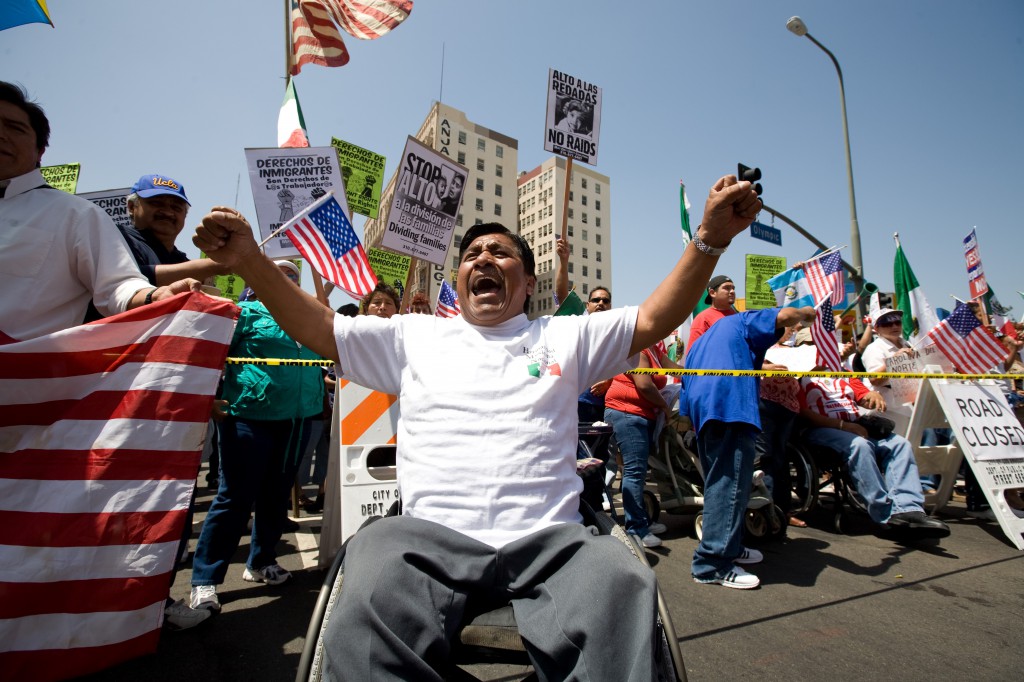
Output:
top-left (861, 308), bottom-right (915, 434)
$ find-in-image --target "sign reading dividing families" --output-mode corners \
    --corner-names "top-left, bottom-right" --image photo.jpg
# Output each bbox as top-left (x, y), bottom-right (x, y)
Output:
top-left (79, 188), bottom-right (132, 230)
top-left (245, 146), bottom-right (350, 260)
top-left (381, 136), bottom-right (468, 266)
top-left (544, 68), bottom-right (602, 166)
top-left (331, 137), bottom-right (386, 219)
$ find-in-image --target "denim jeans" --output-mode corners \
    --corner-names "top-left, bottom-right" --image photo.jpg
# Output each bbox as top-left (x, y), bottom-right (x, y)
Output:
top-left (692, 420), bottom-right (757, 578)
top-left (604, 407), bottom-right (656, 537)
top-left (298, 418), bottom-right (327, 486)
top-left (191, 415), bottom-right (312, 586)
top-left (753, 399), bottom-right (797, 513)
top-left (803, 427), bottom-right (924, 524)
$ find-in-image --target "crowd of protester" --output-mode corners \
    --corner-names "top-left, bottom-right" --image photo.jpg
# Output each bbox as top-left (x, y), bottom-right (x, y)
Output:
top-left (4, 76), bottom-right (1024, 676)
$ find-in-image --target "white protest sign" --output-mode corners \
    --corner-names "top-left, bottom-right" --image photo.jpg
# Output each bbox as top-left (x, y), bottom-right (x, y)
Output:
top-left (544, 68), bottom-right (602, 166)
top-left (764, 344), bottom-right (818, 372)
top-left (79, 188), bottom-right (132, 230)
top-left (886, 352), bottom-right (921, 406)
top-left (245, 147), bottom-right (350, 260)
top-left (380, 136), bottom-right (466, 266)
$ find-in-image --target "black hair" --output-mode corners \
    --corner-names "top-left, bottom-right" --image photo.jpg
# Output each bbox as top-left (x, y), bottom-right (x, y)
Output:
top-left (589, 285), bottom-right (612, 300)
top-left (0, 81), bottom-right (50, 152)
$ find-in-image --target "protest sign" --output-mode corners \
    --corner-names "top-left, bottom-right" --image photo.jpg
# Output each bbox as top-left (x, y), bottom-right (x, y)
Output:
top-left (245, 146), bottom-right (350, 260)
top-left (79, 188), bottom-right (132, 230)
top-left (963, 228), bottom-right (989, 299)
top-left (331, 137), bottom-right (386, 219)
top-left (544, 68), bottom-right (602, 166)
top-left (213, 273), bottom-right (247, 303)
top-left (367, 248), bottom-right (411, 300)
top-left (886, 351), bottom-right (921, 406)
top-left (41, 162), bottom-right (80, 193)
top-left (381, 136), bottom-right (467, 266)
top-left (746, 254), bottom-right (787, 309)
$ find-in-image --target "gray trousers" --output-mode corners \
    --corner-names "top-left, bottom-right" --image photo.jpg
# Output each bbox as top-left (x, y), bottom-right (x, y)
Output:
top-left (322, 516), bottom-right (658, 681)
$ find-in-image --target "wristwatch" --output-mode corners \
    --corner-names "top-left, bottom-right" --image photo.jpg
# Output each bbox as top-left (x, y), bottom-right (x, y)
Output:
top-left (691, 230), bottom-right (730, 256)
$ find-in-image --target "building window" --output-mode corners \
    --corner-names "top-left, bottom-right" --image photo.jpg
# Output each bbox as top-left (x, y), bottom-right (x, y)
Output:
top-left (474, 218), bottom-right (483, 225)
top-left (457, 151), bottom-right (466, 165)
top-left (595, 183), bottom-right (601, 194)
top-left (582, 213), bottom-right (588, 224)
top-left (496, 145), bottom-right (504, 158)
top-left (458, 131), bottom-right (467, 144)
top-left (581, 195), bottom-right (587, 206)
top-left (496, 164), bottom-right (503, 177)
top-left (582, 229), bottom-right (588, 241)
top-left (582, 266), bottom-right (588, 277)
top-left (568, 262), bottom-right (574, 274)
top-left (476, 178), bottom-right (484, 191)
top-left (494, 204), bottom-right (502, 216)
top-left (475, 198), bottom-right (483, 211)
top-left (476, 159), bottom-right (485, 172)
top-left (495, 185), bottom-right (502, 197)
top-left (595, 233), bottom-right (601, 244)
top-left (568, 208), bottom-right (574, 219)
top-left (477, 138), bottom-right (486, 151)
top-left (582, 248), bottom-right (588, 259)
top-left (595, 200), bottom-right (601, 211)
top-left (596, 268), bottom-right (602, 280)
top-left (568, 225), bottom-right (574, 237)
top-left (596, 251), bottom-right (602, 262)
top-left (581, 178), bottom-right (588, 189)
top-left (569, 191), bottom-right (574, 201)
top-left (582, 283), bottom-right (589, 294)
top-left (595, 217), bottom-right (601, 228)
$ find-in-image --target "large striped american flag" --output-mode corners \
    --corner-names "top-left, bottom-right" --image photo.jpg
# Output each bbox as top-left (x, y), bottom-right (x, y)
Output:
top-left (925, 301), bottom-right (1007, 375)
top-left (285, 193), bottom-right (377, 299)
top-left (811, 296), bottom-right (844, 372)
top-left (0, 292), bottom-right (238, 681)
top-left (804, 250), bottom-right (846, 306)
top-left (321, 0), bottom-right (414, 40)
top-left (290, 0), bottom-right (350, 76)
top-left (435, 280), bottom-right (461, 318)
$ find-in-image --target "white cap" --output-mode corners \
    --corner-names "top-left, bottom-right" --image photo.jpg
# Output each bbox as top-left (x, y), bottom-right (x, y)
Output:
top-left (273, 260), bottom-right (300, 278)
top-left (871, 307), bottom-right (903, 326)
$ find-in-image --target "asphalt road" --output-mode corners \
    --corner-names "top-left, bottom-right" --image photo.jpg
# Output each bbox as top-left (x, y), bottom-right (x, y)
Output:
top-left (80, 467), bottom-right (1024, 682)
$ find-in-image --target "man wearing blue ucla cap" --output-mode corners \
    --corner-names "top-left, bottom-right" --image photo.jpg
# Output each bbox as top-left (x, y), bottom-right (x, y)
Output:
top-left (122, 173), bottom-right (229, 286)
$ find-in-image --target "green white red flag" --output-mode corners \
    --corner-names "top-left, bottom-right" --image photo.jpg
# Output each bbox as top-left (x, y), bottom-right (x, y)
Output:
top-left (893, 234), bottom-right (939, 344)
top-left (278, 78), bottom-right (309, 148)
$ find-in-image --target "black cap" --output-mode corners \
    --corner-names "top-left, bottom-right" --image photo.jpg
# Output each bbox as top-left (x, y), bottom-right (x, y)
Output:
top-left (704, 275), bottom-right (733, 304)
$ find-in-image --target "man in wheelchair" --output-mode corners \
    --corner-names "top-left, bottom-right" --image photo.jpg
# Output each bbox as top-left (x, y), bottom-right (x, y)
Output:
top-left (799, 375), bottom-right (950, 538)
top-left (193, 174), bottom-right (762, 680)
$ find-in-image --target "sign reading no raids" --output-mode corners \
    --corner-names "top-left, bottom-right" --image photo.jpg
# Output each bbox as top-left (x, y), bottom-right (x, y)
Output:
top-left (544, 68), bottom-right (602, 166)
top-left (79, 188), bottom-right (132, 230)
top-left (381, 136), bottom-right (467, 266)
top-left (245, 146), bottom-right (350, 260)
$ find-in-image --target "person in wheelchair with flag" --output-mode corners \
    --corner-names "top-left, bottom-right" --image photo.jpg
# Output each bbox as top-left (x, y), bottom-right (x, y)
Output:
top-left (193, 173), bottom-right (762, 680)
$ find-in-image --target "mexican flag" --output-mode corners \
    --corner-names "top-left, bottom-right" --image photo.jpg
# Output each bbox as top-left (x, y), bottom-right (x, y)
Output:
top-left (679, 181), bottom-right (692, 247)
top-left (893, 235), bottom-right (939, 344)
top-left (278, 78), bottom-right (309, 148)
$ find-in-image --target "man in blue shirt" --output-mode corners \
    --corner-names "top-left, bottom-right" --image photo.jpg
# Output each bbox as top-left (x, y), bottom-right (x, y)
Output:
top-left (682, 306), bottom-right (814, 589)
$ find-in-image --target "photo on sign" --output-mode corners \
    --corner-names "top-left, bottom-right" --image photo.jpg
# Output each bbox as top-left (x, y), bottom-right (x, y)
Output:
top-left (245, 146), bottom-right (350, 260)
top-left (544, 68), bottom-right (602, 166)
top-left (380, 136), bottom-right (468, 267)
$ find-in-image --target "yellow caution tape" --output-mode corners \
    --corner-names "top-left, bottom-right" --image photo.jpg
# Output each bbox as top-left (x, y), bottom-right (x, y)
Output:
top-left (226, 357), bottom-right (336, 367)
top-left (628, 368), bottom-right (1021, 381)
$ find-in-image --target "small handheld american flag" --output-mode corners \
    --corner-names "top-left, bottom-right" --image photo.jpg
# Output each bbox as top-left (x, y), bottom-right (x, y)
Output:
top-left (435, 280), bottom-right (461, 318)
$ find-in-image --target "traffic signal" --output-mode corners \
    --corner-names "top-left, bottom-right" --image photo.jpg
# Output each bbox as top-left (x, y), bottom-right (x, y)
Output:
top-left (738, 163), bottom-right (763, 196)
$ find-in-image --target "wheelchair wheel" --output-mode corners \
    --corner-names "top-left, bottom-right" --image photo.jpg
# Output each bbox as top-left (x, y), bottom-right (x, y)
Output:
top-left (693, 512), bottom-right (704, 541)
top-left (643, 490), bottom-right (661, 524)
top-left (744, 508), bottom-right (770, 539)
top-left (786, 442), bottom-right (818, 515)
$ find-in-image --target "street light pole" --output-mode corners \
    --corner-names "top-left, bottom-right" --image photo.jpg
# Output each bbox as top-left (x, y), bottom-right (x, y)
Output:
top-left (786, 16), bottom-right (865, 307)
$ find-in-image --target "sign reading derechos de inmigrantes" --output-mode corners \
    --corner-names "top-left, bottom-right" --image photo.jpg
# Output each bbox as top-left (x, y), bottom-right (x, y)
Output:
top-left (381, 136), bottom-right (468, 266)
top-left (245, 146), bottom-right (350, 260)
top-left (331, 137), bottom-right (386, 219)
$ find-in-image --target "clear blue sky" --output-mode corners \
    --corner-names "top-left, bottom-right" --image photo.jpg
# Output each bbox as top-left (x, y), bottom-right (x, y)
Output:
top-left (3, 1), bottom-right (1022, 313)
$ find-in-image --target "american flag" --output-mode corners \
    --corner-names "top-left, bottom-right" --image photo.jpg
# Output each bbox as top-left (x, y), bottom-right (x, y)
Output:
top-left (0, 293), bottom-right (237, 680)
top-left (925, 301), bottom-right (1007, 374)
top-left (284, 194), bottom-right (377, 299)
top-left (321, 0), bottom-right (414, 40)
top-left (804, 250), bottom-right (846, 306)
top-left (811, 296), bottom-right (844, 372)
top-left (435, 280), bottom-right (461, 318)
top-left (290, 0), bottom-right (350, 75)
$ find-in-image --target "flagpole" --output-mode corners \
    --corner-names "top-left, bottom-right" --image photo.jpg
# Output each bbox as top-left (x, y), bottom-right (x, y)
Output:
top-left (560, 157), bottom-right (573, 241)
top-left (258, 191), bottom-right (335, 248)
top-left (284, 0), bottom-right (292, 79)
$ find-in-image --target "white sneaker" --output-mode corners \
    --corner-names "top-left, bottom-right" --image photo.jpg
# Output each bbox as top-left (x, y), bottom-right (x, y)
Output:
top-left (164, 599), bottom-right (212, 630)
top-left (648, 522), bottom-right (667, 535)
top-left (734, 547), bottom-right (764, 565)
top-left (693, 565), bottom-right (760, 589)
top-left (639, 532), bottom-right (663, 548)
top-left (243, 563), bottom-right (292, 585)
top-left (190, 584), bottom-right (221, 612)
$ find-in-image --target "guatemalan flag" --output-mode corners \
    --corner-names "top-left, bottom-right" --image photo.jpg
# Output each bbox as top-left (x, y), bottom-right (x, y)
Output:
top-left (435, 280), bottom-right (461, 318)
top-left (0, 293), bottom-right (238, 681)
top-left (283, 192), bottom-right (377, 299)
top-left (767, 266), bottom-right (814, 309)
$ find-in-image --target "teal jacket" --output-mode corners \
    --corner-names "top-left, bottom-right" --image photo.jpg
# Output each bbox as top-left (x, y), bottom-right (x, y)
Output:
top-left (221, 301), bottom-right (325, 421)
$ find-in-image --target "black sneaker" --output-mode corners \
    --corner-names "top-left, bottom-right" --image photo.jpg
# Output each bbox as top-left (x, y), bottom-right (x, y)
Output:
top-left (887, 511), bottom-right (951, 538)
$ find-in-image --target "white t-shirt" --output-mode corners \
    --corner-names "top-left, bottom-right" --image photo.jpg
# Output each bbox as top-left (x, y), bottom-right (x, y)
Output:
top-left (0, 169), bottom-right (150, 341)
top-left (334, 307), bottom-right (638, 548)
